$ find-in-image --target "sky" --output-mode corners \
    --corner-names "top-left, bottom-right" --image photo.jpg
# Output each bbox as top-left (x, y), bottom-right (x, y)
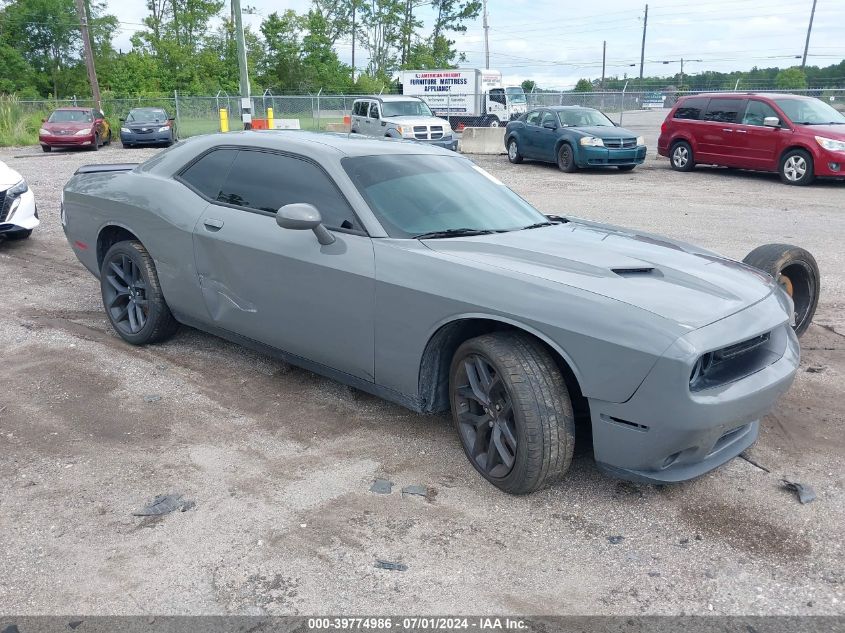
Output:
top-left (107, 0), bottom-right (845, 90)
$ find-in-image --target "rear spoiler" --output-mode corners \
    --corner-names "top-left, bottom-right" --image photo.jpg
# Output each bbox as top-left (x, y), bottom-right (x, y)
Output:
top-left (74, 163), bottom-right (139, 175)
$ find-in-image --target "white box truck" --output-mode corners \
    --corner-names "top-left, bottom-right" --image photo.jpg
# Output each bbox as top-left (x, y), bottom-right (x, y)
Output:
top-left (399, 69), bottom-right (527, 128)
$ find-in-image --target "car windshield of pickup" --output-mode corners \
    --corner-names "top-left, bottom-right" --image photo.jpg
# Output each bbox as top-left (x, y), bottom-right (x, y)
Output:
top-left (342, 154), bottom-right (548, 238)
top-left (558, 108), bottom-right (614, 127)
top-left (381, 100), bottom-right (434, 117)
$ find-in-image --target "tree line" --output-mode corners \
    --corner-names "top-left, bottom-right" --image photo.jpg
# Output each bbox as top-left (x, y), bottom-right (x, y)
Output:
top-left (1, 0), bottom-right (844, 99)
top-left (0, 0), bottom-right (481, 98)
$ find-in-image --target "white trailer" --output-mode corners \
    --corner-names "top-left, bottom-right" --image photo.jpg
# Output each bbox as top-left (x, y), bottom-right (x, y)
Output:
top-left (399, 69), bottom-right (527, 128)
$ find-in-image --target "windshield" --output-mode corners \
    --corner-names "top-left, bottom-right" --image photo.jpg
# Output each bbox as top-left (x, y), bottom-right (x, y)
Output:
top-left (381, 100), bottom-right (433, 117)
top-left (48, 110), bottom-right (93, 123)
top-left (558, 108), bottom-right (614, 127)
top-left (127, 109), bottom-right (168, 123)
top-left (506, 87), bottom-right (527, 104)
top-left (774, 98), bottom-right (845, 125)
top-left (342, 155), bottom-right (547, 238)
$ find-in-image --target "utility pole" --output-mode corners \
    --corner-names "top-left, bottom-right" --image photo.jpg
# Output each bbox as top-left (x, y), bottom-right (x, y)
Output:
top-left (232, 0), bottom-right (251, 129)
top-left (801, 0), bottom-right (817, 69)
top-left (482, 0), bottom-right (490, 70)
top-left (74, 0), bottom-right (101, 109)
top-left (601, 40), bottom-right (606, 90)
top-left (351, 1), bottom-right (356, 83)
top-left (639, 3), bottom-right (648, 81)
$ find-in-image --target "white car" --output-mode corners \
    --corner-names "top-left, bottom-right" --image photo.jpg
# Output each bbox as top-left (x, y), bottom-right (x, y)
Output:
top-left (0, 160), bottom-right (38, 240)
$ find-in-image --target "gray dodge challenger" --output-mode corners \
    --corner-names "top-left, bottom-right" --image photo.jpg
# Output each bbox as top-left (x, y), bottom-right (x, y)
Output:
top-left (61, 131), bottom-right (816, 494)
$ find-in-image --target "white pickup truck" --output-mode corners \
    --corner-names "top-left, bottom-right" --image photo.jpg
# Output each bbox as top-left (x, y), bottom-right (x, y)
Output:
top-left (350, 95), bottom-right (458, 151)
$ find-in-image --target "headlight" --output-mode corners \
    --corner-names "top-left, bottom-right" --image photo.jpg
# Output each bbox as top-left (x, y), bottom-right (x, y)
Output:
top-left (815, 136), bottom-right (845, 152)
top-left (39, 128), bottom-right (49, 136)
top-left (121, 127), bottom-right (130, 134)
top-left (74, 128), bottom-right (91, 136)
top-left (1, 179), bottom-right (28, 220)
top-left (636, 135), bottom-right (645, 146)
top-left (157, 126), bottom-right (170, 133)
top-left (579, 136), bottom-right (604, 147)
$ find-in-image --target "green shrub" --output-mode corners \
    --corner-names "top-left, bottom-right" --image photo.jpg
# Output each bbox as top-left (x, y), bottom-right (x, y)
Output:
top-left (0, 95), bottom-right (38, 146)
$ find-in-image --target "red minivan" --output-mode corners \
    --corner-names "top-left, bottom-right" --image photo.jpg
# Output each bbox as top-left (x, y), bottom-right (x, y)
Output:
top-left (658, 93), bottom-right (845, 185)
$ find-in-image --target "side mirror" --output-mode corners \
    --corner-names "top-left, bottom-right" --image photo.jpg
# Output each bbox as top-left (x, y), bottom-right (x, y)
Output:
top-left (543, 120), bottom-right (558, 130)
top-left (763, 116), bottom-right (781, 128)
top-left (276, 203), bottom-right (336, 245)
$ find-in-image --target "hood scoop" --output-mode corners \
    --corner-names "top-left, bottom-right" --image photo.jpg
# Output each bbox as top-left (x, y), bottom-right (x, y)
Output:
top-left (612, 266), bottom-right (656, 277)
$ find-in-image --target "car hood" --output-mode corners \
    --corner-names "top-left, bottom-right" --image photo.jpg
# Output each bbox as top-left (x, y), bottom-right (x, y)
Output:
top-left (43, 121), bottom-right (91, 131)
top-left (567, 125), bottom-right (638, 139)
top-left (0, 161), bottom-right (23, 188)
top-left (125, 122), bottom-right (167, 129)
top-left (798, 123), bottom-right (845, 138)
top-left (422, 221), bottom-right (774, 330)
top-left (384, 116), bottom-right (447, 128)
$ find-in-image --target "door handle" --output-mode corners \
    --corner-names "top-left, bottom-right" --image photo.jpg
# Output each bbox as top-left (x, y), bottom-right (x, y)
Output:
top-left (203, 218), bottom-right (224, 231)
top-left (722, 128), bottom-right (734, 133)
top-left (735, 130), bottom-right (748, 134)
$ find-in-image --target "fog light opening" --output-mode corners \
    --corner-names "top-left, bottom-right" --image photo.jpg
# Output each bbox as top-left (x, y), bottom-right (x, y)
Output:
top-left (661, 451), bottom-right (681, 470)
top-left (828, 162), bottom-right (841, 172)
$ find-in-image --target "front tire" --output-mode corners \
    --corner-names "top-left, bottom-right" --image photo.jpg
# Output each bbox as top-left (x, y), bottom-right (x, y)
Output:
top-left (556, 143), bottom-right (577, 173)
top-left (449, 332), bottom-right (576, 495)
top-left (41, 145), bottom-right (51, 153)
top-left (779, 149), bottom-right (814, 186)
top-left (91, 133), bottom-right (100, 151)
top-left (507, 137), bottom-right (523, 164)
top-left (100, 240), bottom-right (179, 345)
top-left (670, 141), bottom-right (694, 171)
top-left (743, 243), bottom-right (819, 337)
top-left (488, 117), bottom-right (501, 128)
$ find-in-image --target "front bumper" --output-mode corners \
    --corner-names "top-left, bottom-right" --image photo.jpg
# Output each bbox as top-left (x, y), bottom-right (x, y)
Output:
top-left (0, 189), bottom-right (39, 233)
top-left (412, 135), bottom-right (458, 152)
top-left (578, 144), bottom-right (647, 167)
top-left (813, 148), bottom-right (845, 177)
top-left (589, 293), bottom-right (799, 484)
top-left (121, 131), bottom-right (173, 145)
top-left (40, 134), bottom-right (94, 147)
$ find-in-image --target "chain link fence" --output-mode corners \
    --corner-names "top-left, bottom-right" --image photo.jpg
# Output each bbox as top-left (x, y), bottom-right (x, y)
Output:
top-left (5, 88), bottom-right (845, 144)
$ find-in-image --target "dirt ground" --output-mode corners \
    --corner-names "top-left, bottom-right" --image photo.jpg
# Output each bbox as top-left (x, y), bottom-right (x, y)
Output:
top-left (0, 129), bottom-right (843, 616)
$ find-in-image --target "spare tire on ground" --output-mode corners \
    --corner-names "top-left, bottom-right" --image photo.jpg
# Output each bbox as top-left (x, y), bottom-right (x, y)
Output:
top-left (743, 243), bottom-right (820, 338)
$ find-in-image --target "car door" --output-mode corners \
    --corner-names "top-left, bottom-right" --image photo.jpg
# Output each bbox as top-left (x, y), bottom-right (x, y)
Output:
top-left (698, 97), bottom-right (746, 165)
top-left (364, 101), bottom-right (381, 137)
top-left (536, 110), bottom-right (560, 162)
top-left (189, 147), bottom-right (376, 381)
top-left (520, 110), bottom-right (543, 158)
top-left (351, 101), bottom-right (364, 133)
top-left (734, 99), bottom-right (784, 171)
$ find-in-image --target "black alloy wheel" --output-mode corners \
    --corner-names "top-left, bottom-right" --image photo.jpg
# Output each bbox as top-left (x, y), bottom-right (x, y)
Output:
top-left (454, 354), bottom-right (518, 479)
top-left (103, 252), bottom-right (149, 336)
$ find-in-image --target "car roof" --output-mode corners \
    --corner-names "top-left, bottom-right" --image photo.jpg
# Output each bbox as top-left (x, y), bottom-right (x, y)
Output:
top-left (180, 130), bottom-right (452, 158)
top-left (680, 92), bottom-right (813, 100)
top-left (546, 105), bottom-right (598, 111)
top-left (354, 95), bottom-right (423, 103)
top-left (129, 106), bottom-right (168, 111)
top-left (53, 107), bottom-right (92, 111)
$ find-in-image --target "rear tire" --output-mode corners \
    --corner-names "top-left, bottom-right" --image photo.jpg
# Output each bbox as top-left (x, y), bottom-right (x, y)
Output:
top-left (779, 149), bottom-right (814, 186)
top-left (100, 240), bottom-right (179, 345)
top-left (743, 243), bottom-right (819, 337)
top-left (449, 332), bottom-right (576, 495)
top-left (91, 133), bottom-right (100, 151)
top-left (556, 143), bottom-right (577, 173)
top-left (670, 141), bottom-right (694, 171)
top-left (507, 137), bottom-right (523, 164)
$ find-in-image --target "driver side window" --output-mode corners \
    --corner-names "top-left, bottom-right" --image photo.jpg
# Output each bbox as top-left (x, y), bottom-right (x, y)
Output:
top-left (368, 103), bottom-right (379, 119)
top-left (540, 111), bottom-right (557, 128)
top-left (742, 100), bottom-right (779, 127)
top-left (525, 111), bottom-right (541, 126)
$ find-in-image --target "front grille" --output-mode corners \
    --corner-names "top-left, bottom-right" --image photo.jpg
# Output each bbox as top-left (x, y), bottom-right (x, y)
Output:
top-left (605, 138), bottom-right (637, 149)
top-left (136, 128), bottom-right (153, 134)
top-left (0, 190), bottom-right (7, 222)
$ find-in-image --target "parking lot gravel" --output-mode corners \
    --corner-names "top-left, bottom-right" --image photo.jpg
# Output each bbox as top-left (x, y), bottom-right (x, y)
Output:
top-left (1, 124), bottom-right (843, 616)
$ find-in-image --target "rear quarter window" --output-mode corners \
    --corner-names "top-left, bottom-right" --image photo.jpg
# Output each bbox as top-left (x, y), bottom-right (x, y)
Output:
top-left (178, 148), bottom-right (238, 199)
top-left (673, 97), bottom-right (709, 120)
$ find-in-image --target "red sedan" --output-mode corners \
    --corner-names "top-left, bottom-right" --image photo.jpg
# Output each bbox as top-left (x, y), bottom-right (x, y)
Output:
top-left (39, 107), bottom-right (112, 152)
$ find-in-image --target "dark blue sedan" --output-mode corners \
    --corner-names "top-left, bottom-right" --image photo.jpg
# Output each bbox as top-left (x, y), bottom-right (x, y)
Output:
top-left (120, 107), bottom-right (178, 148)
top-left (504, 106), bottom-right (646, 172)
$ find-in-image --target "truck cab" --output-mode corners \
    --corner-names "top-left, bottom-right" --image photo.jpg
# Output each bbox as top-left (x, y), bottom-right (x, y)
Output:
top-left (350, 95), bottom-right (457, 151)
